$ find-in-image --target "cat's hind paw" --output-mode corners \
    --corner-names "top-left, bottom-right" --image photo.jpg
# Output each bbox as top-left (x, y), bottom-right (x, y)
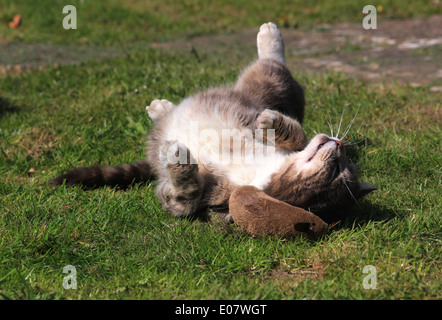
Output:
top-left (257, 22), bottom-right (285, 63)
top-left (146, 99), bottom-right (175, 121)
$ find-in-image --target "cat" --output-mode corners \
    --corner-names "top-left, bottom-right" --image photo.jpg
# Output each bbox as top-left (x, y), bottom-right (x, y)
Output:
top-left (51, 22), bottom-right (376, 223)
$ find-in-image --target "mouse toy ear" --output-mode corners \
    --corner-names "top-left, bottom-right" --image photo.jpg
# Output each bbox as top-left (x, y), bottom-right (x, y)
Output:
top-left (229, 186), bottom-right (328, 240)
top-left (356, 182), bottom-right (378, 199)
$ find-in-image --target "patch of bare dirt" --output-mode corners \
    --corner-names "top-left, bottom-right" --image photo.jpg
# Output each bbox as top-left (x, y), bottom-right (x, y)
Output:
top-left (3, 126), bottom-right (59, 161)
top-left (0, 43), bottom-right (124, 76)
top-left (268, 254), bottom-right (328, 290)
top-left (153, 16), bottom-right (442, 87)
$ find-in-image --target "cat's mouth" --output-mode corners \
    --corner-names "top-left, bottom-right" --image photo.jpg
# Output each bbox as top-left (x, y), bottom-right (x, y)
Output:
top-left (307, 141), bottom-right (325, 162)
top-left (307, 136), bottom-right (341, 162)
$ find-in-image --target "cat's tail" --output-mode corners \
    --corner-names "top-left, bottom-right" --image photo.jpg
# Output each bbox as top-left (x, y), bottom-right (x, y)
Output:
top-left (50, 160), bottom-right (155, 189)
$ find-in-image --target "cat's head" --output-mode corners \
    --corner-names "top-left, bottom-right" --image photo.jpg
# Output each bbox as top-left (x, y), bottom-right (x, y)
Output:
top-left (278, 134), bottom-right (376, 223)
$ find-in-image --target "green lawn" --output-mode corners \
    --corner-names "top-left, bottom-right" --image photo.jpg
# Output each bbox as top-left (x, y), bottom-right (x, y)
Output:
top-left (0, 1), bottom-right (441, 299)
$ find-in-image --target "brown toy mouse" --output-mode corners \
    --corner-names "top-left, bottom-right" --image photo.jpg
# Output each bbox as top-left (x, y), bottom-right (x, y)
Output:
top-left (229, 186), bottom-right (329, 240)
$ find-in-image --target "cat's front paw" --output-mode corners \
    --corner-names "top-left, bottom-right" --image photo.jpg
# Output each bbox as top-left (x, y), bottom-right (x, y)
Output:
top-left (146, 99), bottom-right (175, 121)
top-left (257, 22), bottom-right (285, 63)
top-left (160, 140), bottom-right (182, 165)
top-left (257, 109), bottom-right (279, 130)
top-left (159, 140), bottom-right (194, 166)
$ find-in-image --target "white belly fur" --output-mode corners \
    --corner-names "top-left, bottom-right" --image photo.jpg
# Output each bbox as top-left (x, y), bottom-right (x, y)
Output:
top-left (164, 99), bottom-right (287, 190)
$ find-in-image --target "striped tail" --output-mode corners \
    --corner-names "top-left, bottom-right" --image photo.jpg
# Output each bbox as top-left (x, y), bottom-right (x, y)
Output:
top-left (50, 160), bottom-right (154, 188)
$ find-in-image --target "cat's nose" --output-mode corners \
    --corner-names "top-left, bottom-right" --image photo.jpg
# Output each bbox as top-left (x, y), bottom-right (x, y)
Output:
top-left (335, 140), bottom-right (343, 149)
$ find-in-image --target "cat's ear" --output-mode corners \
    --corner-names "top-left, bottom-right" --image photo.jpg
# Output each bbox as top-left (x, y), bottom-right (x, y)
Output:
top-left (356, 182), bottom-right (377, 198)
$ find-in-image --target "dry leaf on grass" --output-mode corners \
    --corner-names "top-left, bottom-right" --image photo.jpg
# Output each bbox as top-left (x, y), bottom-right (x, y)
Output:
top-left (8, 14), bottom-right (22, 29)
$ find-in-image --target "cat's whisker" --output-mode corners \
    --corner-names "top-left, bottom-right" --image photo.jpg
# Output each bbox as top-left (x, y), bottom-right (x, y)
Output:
top-left (326, 111), bottom-right (334, 137)
top-left (340, 108), bottom-right (359, 141)
top-left (340, 119), bottom-right (353, 141)
top-left (340, 109), bottom-right (357, 137)
top-left (343, 180), bottom-right (360, 208)
top-left (341, 121), bottom-right (366, 147)
top-left (325, 120), bottom-right (333, 137)
top-left (342, 139), bottom-right (366, 147)
top-left (354, 120), bottom-right (365, 137)
top-left (335, 106), bottom-right (346, 139)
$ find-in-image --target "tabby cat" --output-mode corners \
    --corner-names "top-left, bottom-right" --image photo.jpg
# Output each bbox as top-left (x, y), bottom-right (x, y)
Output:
top-left (51, 23), bottom-right (376, 223)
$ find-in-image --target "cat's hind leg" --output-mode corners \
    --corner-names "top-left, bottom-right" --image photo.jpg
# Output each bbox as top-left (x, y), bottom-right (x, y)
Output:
top-left (257, 109), bottom-right (307, 151)
top-left (257, 22), bottom-right (285, 63)
top-left (146, 99), bottom-right (175, 122)
top-left (157, 140), bottom-right (203, 216)
top-left (235, 24), bottom-right (305, 122)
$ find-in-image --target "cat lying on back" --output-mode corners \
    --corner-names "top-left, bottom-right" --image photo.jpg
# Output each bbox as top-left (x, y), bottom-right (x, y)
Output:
top-left (51, 23), bottom-right (376, 223)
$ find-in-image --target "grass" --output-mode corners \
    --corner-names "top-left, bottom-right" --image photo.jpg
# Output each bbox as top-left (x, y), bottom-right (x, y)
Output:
top-left (0, 1), bottom-right (441, 300)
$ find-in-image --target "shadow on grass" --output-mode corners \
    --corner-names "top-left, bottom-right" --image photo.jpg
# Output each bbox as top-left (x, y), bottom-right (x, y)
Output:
top-left (344, 137), bottom-right (374, 163)
top-left (332, 199), bottom-right (397, 231)
top-left (49, 138), bottom-right (388, 240)
top-left (0, 97), bottom-right (19, 119)
top-left (181, 195), bottom-right (397, 242)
